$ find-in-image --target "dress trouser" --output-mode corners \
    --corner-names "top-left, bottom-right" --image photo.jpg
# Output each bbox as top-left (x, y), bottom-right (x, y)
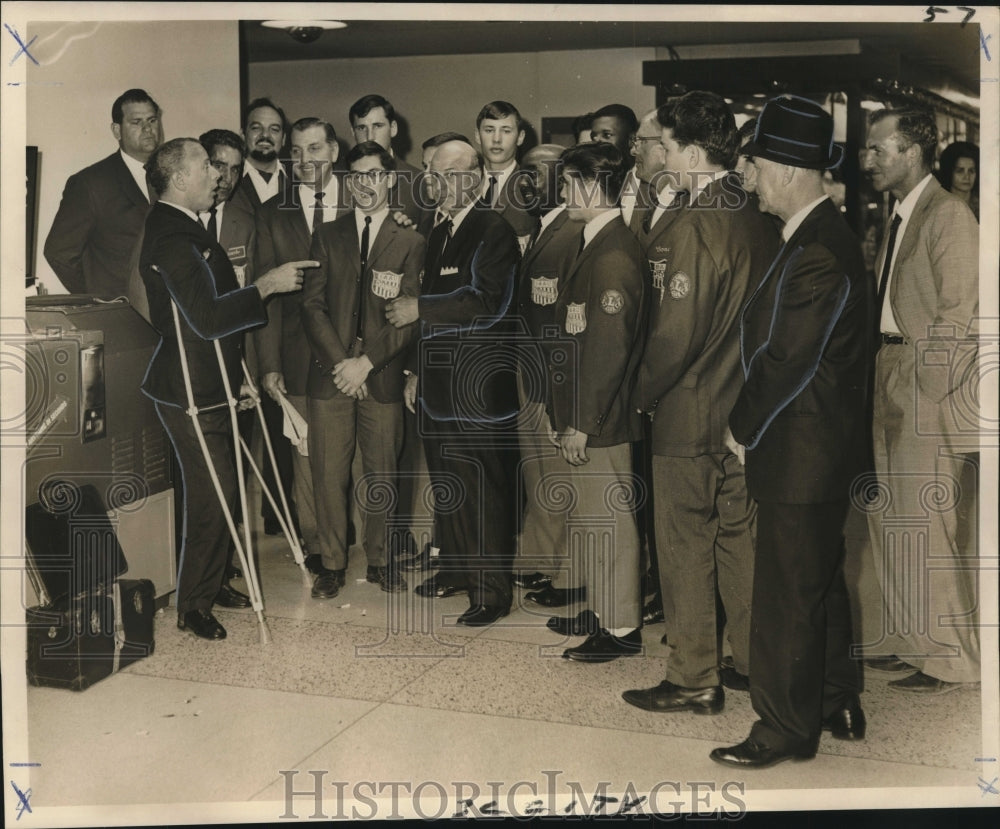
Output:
top-left (309, 394), bottom-right (403, 571)
top-left (156, 402), bottom-right (234, 616)
top-left (749, 499), bottom-right (860, 753)
top-left (260, 392), bottom-right (295, 529)
top-left (421, 412), bottom-right (518, 609)
top-left (654, 453), bottom-right (755, 686)
top-left (285, 394), bottom-right (319, 552)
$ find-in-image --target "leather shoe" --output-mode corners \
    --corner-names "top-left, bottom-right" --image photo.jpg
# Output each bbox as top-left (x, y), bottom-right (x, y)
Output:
top-left (399, 545), bottom-right (440, 572)
top-left (710, 737), bottom-right (815, 769)
top-left (546, 610), bottom-right (599, 637)
top-left (863, 654), bottom-right (912, 673)
top-left (214, 583), bottom-right (251, 609)
top-left (367, 565), bottom-right (407, 593)
top-left (622, 679), bottom-right (724, 714)
top-left (178, 609), bottom-right (227, 640)
top-left (226, 563), bottom-right (243, 580)
top-left (457, 604), bottom-right (509, 626)
top-left (311, 568), bottom-right (346, 599)
top-left (888, 670), bottom-right (974, 694)
top-left (822, 699), bottom-right (867, 740)
top-left (563, 628), bottom-right (641, 663)
top-left (642, 597), bottom-right (664, 625)
top-left (414, 575), bottom-right (466, 599)
top-left (514, 571), bottom-right (552, 590)
top-left (525, 584), bottom-right (585, 608)
top-left (719, 656), bottom-right (749, 692)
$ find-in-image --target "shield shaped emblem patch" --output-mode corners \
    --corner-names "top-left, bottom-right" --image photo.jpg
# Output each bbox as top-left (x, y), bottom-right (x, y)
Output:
top-left (565, 302), bottom-right (587, 335)
top-left (531, 276), bottom-right (558, 306)
top-left (372, 269), bottom-right (403, 299)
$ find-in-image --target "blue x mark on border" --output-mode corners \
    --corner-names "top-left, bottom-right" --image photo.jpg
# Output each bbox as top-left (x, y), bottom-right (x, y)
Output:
top-left (5, 23), bottom-right (39, 66)
top-left (978, 776), bottom-right (999, 796)
top-left (10, 780), bottom-right (33, 819)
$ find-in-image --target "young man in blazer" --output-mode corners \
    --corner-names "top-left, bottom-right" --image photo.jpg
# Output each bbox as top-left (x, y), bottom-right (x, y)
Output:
top-left (302, 142), bottom-right (424, 597)
top-left (545, 142), bottom-right (648, 662)
top-left (711, 96), bottom-right (872, 768)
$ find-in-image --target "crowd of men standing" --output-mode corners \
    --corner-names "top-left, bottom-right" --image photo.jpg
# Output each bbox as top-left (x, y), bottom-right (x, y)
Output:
top-left (43, 85), bottom-right (980, 769)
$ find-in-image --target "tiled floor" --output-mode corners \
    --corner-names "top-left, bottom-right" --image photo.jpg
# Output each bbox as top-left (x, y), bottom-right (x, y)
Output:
top-left (16, 490), bottom-right (995, 824)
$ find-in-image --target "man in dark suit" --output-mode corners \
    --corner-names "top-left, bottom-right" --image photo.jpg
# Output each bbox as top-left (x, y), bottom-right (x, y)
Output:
top-left (45, 88), bottom-right (162, 297)
top-left (255, 118), bottom-right (351, 586)
top-left (302, 142), bottom-right (425, 598)
top-left (544, 142), bottom-right (648, 661)
top-left (139, 138), bottom-right (311, 640)
top-left (385, 139), bottom-right (521, 626)
top-left (622, 91), bottom-right (779, 715)
top-left (862, 108), bottom-right (980, 693)
top-left (349, 94), bottom-right (424, 225)
top-left (710, 96), bottom-right (872, 768)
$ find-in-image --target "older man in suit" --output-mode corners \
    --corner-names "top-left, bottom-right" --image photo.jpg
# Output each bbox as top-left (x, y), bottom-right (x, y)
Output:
top-left (862, 108), bottom-right (980, 693)
top-left (45, 89), bottom-right (162, 297)
top-left (710, 96), bottom-right (872, 768)
top-left (623, 91), bottom-right (779, 715)
top-left (139, 138), bottom-right (311, 640)
top-left (386, 139), bottom-right (522, 626)
top-left (302, 142), bottom-right (425, 597)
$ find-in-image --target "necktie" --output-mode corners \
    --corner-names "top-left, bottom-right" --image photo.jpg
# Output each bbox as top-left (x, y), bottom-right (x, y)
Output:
top-left (440, 217), bottom-right (454, 254)
top-left (259, 169), bottom-right (273, 184)
top-left (484, 175), bottom-right (498, 207)
top-left (876, 212), bottom-right (902, 321)
top-left (353, 216), bottom-right (372, 352)
top-left (312, 190), bottom-right (325, 234)
top-left (577, 228), bottom-right (587, 258)
top-left (205, 206), bottom-right (218, 242)
top-left (360, 215), bottom-right (371, 272)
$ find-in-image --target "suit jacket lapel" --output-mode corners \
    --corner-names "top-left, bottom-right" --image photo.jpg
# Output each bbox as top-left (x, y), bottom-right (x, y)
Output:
top-left (368, 216), bottom-right (396, 266)
top-left (558, 215), bottom-right (617, 300)
top-left (112, 152), bottom-right (150, 208)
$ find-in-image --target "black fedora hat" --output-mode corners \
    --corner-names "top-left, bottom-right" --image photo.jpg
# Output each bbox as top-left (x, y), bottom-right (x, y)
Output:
top-left (743, 95), bottom-right (844, 170)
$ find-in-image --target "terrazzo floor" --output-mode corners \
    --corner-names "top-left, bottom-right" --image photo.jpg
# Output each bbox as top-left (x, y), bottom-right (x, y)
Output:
top-left (14, 477), bottom-right (997, 825)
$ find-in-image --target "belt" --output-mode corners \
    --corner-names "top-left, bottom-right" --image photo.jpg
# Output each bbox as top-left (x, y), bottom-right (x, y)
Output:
top-left (880, 333), bottom-right (907, 345)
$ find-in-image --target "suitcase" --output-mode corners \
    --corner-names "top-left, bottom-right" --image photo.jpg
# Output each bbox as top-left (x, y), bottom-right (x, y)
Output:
top-left (26, 578), bottom-right (156, 691)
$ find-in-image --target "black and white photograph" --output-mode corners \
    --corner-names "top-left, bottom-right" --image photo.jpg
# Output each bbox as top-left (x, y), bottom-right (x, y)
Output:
top-left (1, 2), bottom-right (997, 825)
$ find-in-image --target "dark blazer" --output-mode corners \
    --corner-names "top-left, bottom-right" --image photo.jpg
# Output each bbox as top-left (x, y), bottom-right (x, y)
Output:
top-left (515, 207), bottom-right (584, 404)
top-left (549, 214), bottom-right (647, 448)
top-left (730, 198), bottom-right (872, 504)
top-left (139, 202), bottom-right (267, 408)
top-left (302, 212), bottom-right (425, 403)
top-left (237, 163), bottom-right (289, 213)
top-left (491, 167), bottom-right (540, 239)
top-left (253, 176), bottom-right (350, 394)
top-left (44, 152), bottom-right (153, 298)
top-left (416, 206), bottom-right (521, 423)
top-left (635, 174), bottom-right (780, 457)
top-left (385, 158), bottom-right (427, 226)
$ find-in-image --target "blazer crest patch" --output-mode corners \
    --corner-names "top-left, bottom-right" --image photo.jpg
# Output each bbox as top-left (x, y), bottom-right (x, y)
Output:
top-left (565, 302), bottom-right (587, 335)
top-left (649, 259), bottom-right (668, 293)
top-left (600, 289), bottom-right (624, 315)
top-left (531, 276), bottom-right (559, 306)
top-left (232, 264), bottom-right (247, 287)
top-left (371, 269), bottom-right (403, 299)
top-left (669, 271), bottom-right (691, 300)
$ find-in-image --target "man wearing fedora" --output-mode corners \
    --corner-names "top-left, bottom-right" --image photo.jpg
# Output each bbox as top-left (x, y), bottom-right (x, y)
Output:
top-left (711, 96), bottom-right (873, 768)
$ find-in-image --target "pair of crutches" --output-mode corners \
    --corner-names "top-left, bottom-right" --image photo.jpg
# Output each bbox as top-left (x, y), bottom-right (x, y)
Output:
top-left (169, 297), bottom-right (309, 644)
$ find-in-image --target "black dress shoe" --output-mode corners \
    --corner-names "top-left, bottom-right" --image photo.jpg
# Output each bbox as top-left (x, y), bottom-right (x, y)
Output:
top-left (226, 563), bottom-right (243, 580)
top-left (710, 737), bottom-right (814, 769)
top-left (546, 610), bottom-right (599, 637)
top-left (822, 699), bottom-right (867, 740)
top-left (414, 576), bottom-right (466, 599)
top-left (311, 568), bottom-right (346, 599)
top-left (563, 628), bottom-right (642, 663)
top-left (178, 609), bottom-right (227, 640)
top-left (642, 597), bottom-right (664, 625)
top-left (525, 585), bottom-right (585, 608)
top-left (367, 565), bottom-right (408, 593)
top-left (514, 571), bottom-right (552, 590)
top-left (214, 583), bottom-right (251, 609)
top-left (622, 679), bottom-right (724, 714)
top-left (863, 654), bottom-right (912, 673)
top-left (719, 656), bottom-right (749, 692)
top-left (399, 547), bottom-right (438, 572)
top-left (888, 670), bottom-right (975, 694)
top-left (457, 604), bottom-right (509, 626)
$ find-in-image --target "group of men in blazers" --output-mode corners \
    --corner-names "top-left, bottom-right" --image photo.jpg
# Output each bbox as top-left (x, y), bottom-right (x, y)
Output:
top-left (43, 82), bottom-right (980, 768)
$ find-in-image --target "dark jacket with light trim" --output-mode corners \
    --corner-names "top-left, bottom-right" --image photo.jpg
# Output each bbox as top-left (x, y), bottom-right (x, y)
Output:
top-left (548, 214), bottom-right (647, 448)
top-left (729, 197), bottom-right (872, 504)
top-left (634, 173), bottom-right (779, 457)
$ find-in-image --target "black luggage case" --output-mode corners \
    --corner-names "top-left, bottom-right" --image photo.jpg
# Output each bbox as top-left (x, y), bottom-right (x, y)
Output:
top-left (26, 579), bottom-right (156, 691)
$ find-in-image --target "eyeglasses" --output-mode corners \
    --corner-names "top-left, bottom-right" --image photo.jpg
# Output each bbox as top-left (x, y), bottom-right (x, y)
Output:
top-left (347, 170), bottom-right (390, 184)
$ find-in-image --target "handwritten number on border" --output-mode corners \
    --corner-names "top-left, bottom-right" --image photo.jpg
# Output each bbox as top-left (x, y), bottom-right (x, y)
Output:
top-left (924, 6), bottom-right (977, 25)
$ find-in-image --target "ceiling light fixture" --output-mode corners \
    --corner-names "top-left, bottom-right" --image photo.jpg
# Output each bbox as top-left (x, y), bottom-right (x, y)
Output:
top-left (261, 20), bottom-right (347, 44)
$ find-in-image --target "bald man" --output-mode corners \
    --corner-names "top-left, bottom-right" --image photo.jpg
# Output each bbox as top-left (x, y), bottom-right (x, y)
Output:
top-left (386, 140), bottom-right (522, 626)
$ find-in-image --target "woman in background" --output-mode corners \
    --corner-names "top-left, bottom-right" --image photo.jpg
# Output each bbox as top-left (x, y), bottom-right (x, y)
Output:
top-left (936, 141), bottom-right (979, 222)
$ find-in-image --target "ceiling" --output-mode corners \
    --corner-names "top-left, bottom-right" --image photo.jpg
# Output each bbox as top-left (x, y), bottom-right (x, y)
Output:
top-left (243, 20), bottom-right (981, 96)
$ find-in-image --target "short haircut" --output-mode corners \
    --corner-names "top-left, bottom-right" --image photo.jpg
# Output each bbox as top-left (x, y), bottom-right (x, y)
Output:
top-left (592, 103), bottom-right (639, 135)
top-left (476, 100), bottom-right (523, 130)
top-left (870, 108), bottom-right (938, 169)
top-left (422, 131), bottom-right (471, 150)
top-left (290, 117), bottom-right (338, 145)
top-left (936, 140), bottom-right (979, 195)
top-left (244, 97), bottom-right (288, 132)
top-left (572, 112), bottom-right (596, 137)
top-left (112, 89), bottom-right (159, 124)
top-left (737, 117), bottom-right (758, 151)
top-left (199, 128), bottom-right (245, 159)
top-left (560, 141), bottom-right (627, 203)
top-left (346, 140), bottom-right (396, 171)
top-left (656, 90), bottom-right (738, 168)
top-left (147, 137), bottom-right (198, 196)
top-left (349, 94), bottom-right (396, 126)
